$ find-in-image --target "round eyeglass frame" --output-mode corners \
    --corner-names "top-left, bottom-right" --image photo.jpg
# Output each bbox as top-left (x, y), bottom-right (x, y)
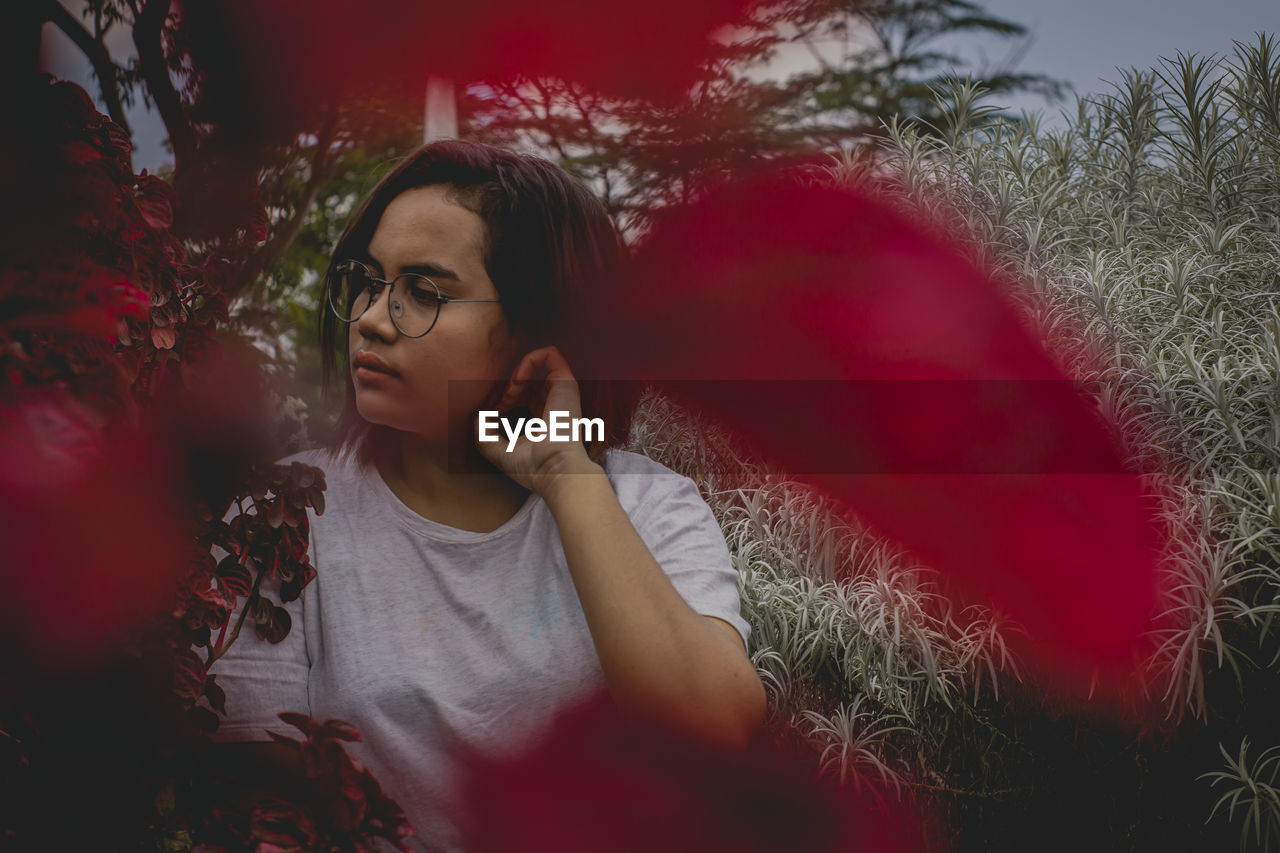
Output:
top-left (327, 259), bottom-right (501, 339)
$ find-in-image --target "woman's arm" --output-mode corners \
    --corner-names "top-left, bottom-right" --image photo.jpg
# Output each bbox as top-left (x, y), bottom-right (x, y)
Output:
top-left (477, 344), bottom-right (766, 749)
top-left (541, 453), bottom-right (767, 750)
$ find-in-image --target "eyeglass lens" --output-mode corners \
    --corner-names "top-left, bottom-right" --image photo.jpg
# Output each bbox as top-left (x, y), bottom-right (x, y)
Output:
top-left (330, 263), bottom-right (440, 337)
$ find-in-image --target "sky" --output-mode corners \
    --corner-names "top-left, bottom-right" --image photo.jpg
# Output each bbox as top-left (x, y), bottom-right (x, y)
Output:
top-left (975, 0), bottom-right (1280, 121)
top-left (39, 0), bottom-right (1280, 174)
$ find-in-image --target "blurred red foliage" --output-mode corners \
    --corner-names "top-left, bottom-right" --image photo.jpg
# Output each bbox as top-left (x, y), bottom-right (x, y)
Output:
top-left (0, 76), bottom-right (391, 850)
top-left (183, 0), bottom-right (761, 131)
top-left (452, 688), bottom-right (929, 853)
top-left (574, 171), bottom-right (1165, 695)
top-left (0, 399), bottom-right (189, 670)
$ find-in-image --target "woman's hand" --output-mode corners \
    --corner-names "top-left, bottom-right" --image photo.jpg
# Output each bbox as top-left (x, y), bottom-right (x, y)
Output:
top-left (473, 345), bottom-right (604, 497)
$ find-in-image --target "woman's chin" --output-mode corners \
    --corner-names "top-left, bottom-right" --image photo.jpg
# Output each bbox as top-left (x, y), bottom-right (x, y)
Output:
top-left (354, 402), bottom-right (415, 434)
top-left (354, 404), bottom-right (460, 446)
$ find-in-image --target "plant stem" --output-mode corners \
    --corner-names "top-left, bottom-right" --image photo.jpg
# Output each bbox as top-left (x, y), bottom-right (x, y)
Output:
top-left (206, 554), bottom-right (267, 668)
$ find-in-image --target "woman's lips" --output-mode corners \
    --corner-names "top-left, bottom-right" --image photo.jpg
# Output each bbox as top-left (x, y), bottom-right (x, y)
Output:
top-left (353, 351), bottom-right (399, 378)
top-left (354, 365), bottom-right (398, 383)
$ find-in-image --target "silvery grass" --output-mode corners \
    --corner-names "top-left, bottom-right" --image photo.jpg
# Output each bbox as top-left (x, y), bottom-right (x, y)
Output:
top-left (1202, 738), bottom-right (1280, 852)
top-left (627, 32), bottom-right (1280, 844)
top-left (627, 389), bottom-right (1020, 801)
top-left (844, 34), bottom-right (1280, 847)
top-left (850, 33), bottom-right (1280, 721)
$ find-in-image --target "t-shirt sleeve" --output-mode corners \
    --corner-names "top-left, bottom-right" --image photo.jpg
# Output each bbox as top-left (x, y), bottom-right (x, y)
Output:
top-left (630, 472), bottom-right (751, 649)
top-left (203, 523), bottom-right (312, 743)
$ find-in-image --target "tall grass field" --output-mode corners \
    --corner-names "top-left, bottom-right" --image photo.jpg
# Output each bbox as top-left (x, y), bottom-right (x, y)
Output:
top-left (626, 33), bottom-right (1280, 851)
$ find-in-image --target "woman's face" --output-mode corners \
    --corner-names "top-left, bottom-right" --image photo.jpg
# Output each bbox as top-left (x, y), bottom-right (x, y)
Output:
top-left (349, 184), bottom-right (519, 446)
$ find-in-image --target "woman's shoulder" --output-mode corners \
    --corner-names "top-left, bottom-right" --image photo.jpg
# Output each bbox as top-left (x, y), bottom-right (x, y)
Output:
top-left (276, 446), bottom-right (328, 465)
top-left (268, 446), bottom-right (705, 518)
top-left (599, 447), bottom-right (678, 476)
top-left (599, 448), bottom-right (704, 516)
top-left (273, 445), bottom-right (363, 491)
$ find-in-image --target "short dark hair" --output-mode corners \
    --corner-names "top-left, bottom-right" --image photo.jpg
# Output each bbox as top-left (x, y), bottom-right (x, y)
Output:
top-left (318, 140), bottom-right (640, 468)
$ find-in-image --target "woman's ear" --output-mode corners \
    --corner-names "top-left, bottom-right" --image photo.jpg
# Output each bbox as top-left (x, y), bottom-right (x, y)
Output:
top-left (477, 337), bottom-right (526, 416)
top-left (497, 326), bottom-right (537, 369)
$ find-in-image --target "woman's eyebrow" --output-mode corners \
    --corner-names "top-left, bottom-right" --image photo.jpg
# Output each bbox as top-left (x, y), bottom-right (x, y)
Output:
top-left (363, 253), bottom-right (461, 281)
top-left (398, 261), bottom-right (462, 281)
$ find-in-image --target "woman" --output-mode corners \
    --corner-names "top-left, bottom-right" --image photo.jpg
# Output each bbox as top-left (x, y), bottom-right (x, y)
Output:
top-left (209, 140), bottom-right (766, 851)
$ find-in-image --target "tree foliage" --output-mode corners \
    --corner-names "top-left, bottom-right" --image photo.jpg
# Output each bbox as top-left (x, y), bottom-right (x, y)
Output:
top-left (778, 0), bottom-right (1063, 137)
top-left (463, 0), bottom-right (1063, 235)
top-left (5, 58), bottom-right (412, 853)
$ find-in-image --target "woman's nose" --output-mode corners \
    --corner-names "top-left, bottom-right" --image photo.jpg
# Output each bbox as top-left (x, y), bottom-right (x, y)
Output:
top-left (356, 283), bottom-right (398, 339)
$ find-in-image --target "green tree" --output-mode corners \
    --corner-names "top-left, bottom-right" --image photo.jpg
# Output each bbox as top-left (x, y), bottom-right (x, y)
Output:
top-left (781, 0), bottom-right (1064, 138)
top-left (39, 0), bottom-right (413, 303)
top-left (39, 0), bottom-right (422, 438)
top-left (461, 0), bottom-right (1064, 235)
top-left (236, 130), bottom-right (421, 440)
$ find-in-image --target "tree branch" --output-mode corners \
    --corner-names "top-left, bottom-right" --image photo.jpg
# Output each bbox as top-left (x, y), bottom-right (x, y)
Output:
top-left (132, 0), bottom-right (196, 175)
top-left (232, 116), bottom-right (344, 300)
top-left (43, 0), bottom-right (133, 136)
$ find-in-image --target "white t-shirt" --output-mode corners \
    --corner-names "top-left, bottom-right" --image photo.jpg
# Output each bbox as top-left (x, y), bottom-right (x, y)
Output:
top-left (207, 446), bottom-right (750, 852)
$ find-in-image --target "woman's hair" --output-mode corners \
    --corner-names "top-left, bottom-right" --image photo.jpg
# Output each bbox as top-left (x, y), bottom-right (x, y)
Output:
top-left (318, 139), bottom-right (641, 468)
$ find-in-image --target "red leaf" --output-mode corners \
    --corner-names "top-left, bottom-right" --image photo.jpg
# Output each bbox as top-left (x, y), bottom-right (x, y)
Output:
top-left (216, 555), bottom-right (253, 599)
top-left (267, 730), bottom-right (301, 749)
top-left (277, 711), bottom-right (313, 736)
top-left (572, 173), bottom-right (1166, 693)
top-left (0, 403), bottom-right (188, 670)
top-left (313, 719), bottom-right (361, 743)
top-left (135, 173), bottom-right (178, 230)
top-left (251, 594), bottom-right (272, 626)
top-left (173, 648), bottom-right (207, 703)
top-left (103, 121), bottom-right (133, 160)
top-left (62, 141), bottom-right (101, 166)
top-left (262, 604), bottom-right (291, 643)
top-left (205, 673), bottom-right (227, 714)
top-left (452, 689), bottom-right (925, 852)
top-left (293, 463), bottom-right (315, 489)
top-left (264, 497), bottom-right (285, 529)
top-left (280, 561), bottom-right (314, 603)
top-left (151, 325), bottom-right (176, 350)
top-left (246, 204), bottom-right (269, 243)
top-left (183, 0), bottom-right (759, 158)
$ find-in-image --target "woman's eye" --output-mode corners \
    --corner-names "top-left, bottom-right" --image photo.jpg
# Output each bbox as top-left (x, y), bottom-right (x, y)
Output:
top-left (408, 282), bottom-right (440, 303)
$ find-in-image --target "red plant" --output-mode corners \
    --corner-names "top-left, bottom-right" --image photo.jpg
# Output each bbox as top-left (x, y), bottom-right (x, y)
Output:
top-left (0, 399), bottom-right (190, 670)
top-left (198, 714), bottom-right (414, 852)
top-left (452, 689), bottom-right (928, 853)
top-left (183, 0), bottom-right (762, 127)
top-left (572, 170), bottom-right (1166, 696)
top-left (0, 76), bottom-right (400, 851)
top-left (270, 713), bottom-right (414, 846)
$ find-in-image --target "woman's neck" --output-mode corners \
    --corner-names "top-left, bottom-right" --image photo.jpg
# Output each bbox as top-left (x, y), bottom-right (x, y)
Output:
top-left (373, 431), bottom-right (531, 534)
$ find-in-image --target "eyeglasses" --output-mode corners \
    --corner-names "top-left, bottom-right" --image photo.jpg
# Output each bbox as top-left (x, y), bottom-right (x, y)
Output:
top-left (327, 259), bottom-right (501, 338)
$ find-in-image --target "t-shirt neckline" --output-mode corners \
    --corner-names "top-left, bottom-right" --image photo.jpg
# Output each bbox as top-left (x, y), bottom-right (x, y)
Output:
top-left (364, 460), bottom-right (541, 543)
